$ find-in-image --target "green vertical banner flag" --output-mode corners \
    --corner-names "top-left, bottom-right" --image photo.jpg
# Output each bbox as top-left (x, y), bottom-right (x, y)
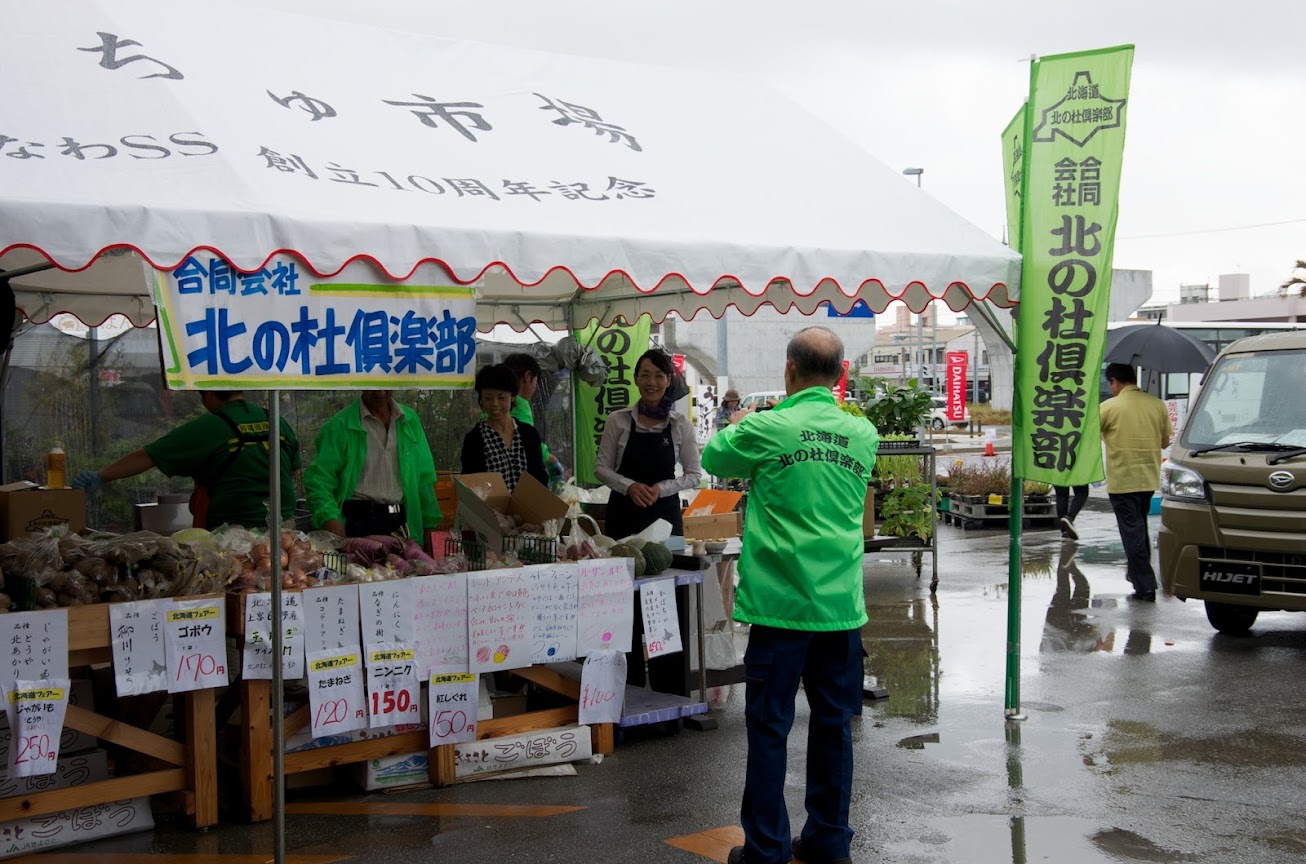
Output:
top-left (574, 315), bottom-right (652, 485)
top-left (1013, 45), bottom-right (1133, 486)
top-left (1001, 103), bottom-right (1027, 256)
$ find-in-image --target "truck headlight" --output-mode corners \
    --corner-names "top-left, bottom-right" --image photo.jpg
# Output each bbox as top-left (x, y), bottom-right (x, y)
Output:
top-left (1161, 463), bottom-right (1207, 502)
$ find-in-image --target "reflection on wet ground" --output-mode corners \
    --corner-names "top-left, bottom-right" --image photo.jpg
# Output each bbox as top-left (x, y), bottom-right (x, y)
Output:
top-left (1040, 542), bottom-right (1153, 656)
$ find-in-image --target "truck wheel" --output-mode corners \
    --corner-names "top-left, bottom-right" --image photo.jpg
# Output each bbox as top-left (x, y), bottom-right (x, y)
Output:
top-left (1204, 600), bottom-right (1258, 635)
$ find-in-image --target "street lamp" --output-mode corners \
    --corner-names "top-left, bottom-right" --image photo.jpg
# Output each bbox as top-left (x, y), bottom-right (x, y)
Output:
top-left (902, 167), bottom-right (933, 392)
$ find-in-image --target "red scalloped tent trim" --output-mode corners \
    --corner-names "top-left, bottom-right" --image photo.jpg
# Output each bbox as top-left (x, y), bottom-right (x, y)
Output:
top-left (5, 242), bottom-right (1017, 328)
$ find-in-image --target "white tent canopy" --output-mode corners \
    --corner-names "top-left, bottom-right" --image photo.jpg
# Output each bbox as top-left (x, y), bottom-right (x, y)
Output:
top-left (1, 0), bottom-right (1018, 331)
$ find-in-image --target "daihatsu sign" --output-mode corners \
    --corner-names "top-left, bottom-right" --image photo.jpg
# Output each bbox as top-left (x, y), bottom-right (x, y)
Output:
top-left (946, 351), bottom-right (968, 420)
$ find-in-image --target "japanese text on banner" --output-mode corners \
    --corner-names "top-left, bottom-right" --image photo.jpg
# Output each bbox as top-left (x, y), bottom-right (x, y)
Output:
top-left (153, 255), bottom-right (477, 390)
top-left (574, 316), bottom-right (652, 484)
top-left (946, 352), bottom-right (969, 422)
top-left (1013, 46), bottom-right (1133, 485)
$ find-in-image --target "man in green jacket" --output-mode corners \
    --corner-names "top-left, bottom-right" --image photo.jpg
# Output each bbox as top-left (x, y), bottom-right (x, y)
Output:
top-left (304, 391), bottom-right (440, 539)
top-left (702, 327), bottom-right (878, 864)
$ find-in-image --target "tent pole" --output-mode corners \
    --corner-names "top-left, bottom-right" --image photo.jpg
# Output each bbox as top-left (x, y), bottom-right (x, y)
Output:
top-left (268, 390), bottom-right (286, 864)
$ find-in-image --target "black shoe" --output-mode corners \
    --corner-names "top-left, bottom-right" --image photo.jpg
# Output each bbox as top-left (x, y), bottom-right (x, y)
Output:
top-left (728, 846), bottom-right (746, 864)
top-left (793, 836), bottom-right (853, 864)
top-left (1059, 517), bottom-right (1079, 541)
top-left (1128, 591), bottom-right (1156, 602)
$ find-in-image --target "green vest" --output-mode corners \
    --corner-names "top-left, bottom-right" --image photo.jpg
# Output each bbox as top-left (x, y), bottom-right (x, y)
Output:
top-left (702, 387), bottom-right (878, 631)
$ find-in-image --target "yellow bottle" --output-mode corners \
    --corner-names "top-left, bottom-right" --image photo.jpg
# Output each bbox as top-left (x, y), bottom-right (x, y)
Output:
top-left (45, 445), bottom-right (67, 489)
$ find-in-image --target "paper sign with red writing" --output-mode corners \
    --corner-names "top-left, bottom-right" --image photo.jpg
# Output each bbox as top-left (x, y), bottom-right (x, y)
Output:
top-left (164, 599), bottom-right (228, 693)
top-left (4, 678), bottom-right (70, 778)
top-left (366, 644), bottom-right (421, 729)
top-left (577, 558), bottom-right (634, 656)
top-left (307, 649), bottom-right (367, 738)
top-left (109, 599), bottom-right (168, 697)
top-left (578, 650), bottom-right (625, 725)
top-left (410, 573), bottom-right (469, 677)
top-left (638, 578), bottom-right (683, 658)
top-left (428, 672), bottom-right (478, 747)
top-left (467, 569), bottom-right (532, 674)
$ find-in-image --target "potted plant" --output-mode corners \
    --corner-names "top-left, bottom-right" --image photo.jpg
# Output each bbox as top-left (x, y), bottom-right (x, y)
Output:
top-left (879, 483), bottom-right (939, 544)
top-left (863, 382), bottom-right (932, 443)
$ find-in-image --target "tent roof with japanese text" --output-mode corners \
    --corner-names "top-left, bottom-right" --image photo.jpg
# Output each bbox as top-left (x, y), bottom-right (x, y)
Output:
top-left (0, 0), bottom-right (1020, 329)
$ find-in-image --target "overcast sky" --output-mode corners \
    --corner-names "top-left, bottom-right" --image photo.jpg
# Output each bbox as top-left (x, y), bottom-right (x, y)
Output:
top-left (252, 0), bottom-right (1306, 316)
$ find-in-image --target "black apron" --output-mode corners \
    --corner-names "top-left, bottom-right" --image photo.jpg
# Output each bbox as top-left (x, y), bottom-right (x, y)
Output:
top-left (604, 420), bottom-right (684, 539)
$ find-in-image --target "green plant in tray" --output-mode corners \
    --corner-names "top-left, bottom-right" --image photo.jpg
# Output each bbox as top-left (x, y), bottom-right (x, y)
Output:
top-left (880, 483), bottom-right (938, 542)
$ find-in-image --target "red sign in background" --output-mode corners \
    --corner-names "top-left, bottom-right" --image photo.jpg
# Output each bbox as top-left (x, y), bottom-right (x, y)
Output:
top-left (832, 359), bottom-right (852, 404)
top-left (946, 352), bottom-right (968, 421)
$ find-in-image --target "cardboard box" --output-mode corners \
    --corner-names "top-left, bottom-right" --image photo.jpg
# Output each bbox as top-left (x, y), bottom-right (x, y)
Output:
top-left (0, 749), bottom-right (154, 859)
top-left (454, 472), bottom-right (569, 553)
top-left (352, 751), bottom-right (429, 791)
top-left (863, 486), bottom-right (876, 539)
top-left (682, 489), bottom-right (743, 540)
top-left (683, 512), bottom-right (741, 541)
top-left (0, 482), bottom-right (86, 541)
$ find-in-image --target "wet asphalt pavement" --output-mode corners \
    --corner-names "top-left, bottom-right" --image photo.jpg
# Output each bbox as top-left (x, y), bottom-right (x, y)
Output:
top-left (58, 490), bottom-right (1306, 864)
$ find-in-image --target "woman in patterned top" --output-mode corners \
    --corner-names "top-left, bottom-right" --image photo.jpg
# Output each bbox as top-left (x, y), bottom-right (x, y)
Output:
top-left (460, 364), bottom-right (548, 492)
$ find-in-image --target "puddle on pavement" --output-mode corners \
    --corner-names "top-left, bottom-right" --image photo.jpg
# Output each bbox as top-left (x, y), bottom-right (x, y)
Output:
top-left (896, 732), bottom-right (941, 749)
top-left (1083, 719), bottom-right (1306, 771)
top-left (883, 815), bottom-right (1197, 864)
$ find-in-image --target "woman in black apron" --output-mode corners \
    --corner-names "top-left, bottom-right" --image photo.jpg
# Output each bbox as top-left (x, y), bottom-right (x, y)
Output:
top-left (595, 349), bottom-right (702, 540)
top-left (595, 349), bottom-right (703, 694)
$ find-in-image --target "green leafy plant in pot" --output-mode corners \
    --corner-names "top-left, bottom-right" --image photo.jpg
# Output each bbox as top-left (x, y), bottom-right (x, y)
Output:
top-left (863, 382), bottom-right (932, 439)
top-left (880, 483), bottom-right (939, 543)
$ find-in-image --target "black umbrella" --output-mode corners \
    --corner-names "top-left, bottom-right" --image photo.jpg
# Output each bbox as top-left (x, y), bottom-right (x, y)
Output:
top-left (1103, 323), bottom-right (1215, 373)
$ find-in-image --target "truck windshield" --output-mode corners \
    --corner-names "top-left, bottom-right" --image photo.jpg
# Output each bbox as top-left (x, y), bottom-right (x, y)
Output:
top-left (1182, 349), bottom-right (1306, 450)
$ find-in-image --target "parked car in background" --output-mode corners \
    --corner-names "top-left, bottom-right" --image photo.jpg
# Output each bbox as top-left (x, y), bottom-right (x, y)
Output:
top-left (929, 396), bottom-right (968, 430)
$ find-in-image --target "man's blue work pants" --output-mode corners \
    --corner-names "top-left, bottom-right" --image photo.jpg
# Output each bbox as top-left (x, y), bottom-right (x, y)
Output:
top-left (741, 625), bottom-right (862, 864)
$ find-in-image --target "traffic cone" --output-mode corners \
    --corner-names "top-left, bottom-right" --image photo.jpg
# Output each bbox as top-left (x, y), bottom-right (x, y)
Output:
top-left (983, 441), bottom-right (996, 457)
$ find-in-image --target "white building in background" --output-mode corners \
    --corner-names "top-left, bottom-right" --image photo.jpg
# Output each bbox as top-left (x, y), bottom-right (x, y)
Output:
top-left (1140, 273), bottom-right (1305, 324)
top-left (661, 305), bottom-right (878, 400)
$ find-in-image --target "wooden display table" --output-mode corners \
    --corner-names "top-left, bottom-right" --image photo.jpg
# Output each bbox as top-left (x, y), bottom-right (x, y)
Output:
top-left (227, 592), bottom-right (613, 821)
top-left (0, 598), bottom-right (220, 829)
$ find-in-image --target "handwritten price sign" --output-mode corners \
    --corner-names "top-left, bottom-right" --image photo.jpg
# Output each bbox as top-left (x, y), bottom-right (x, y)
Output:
top-left (4, 678), bottom-right (70, 778)
top-left (428, 672), bottom-right (478, 746)
top-left (307, 649), bottom-right (367, 738)
top-left (366, 645), bottom-right (421, 729)
top-left (164, 601), bottom-right (228, 693)
top-left (578, 650), bottom-right (625, 725)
